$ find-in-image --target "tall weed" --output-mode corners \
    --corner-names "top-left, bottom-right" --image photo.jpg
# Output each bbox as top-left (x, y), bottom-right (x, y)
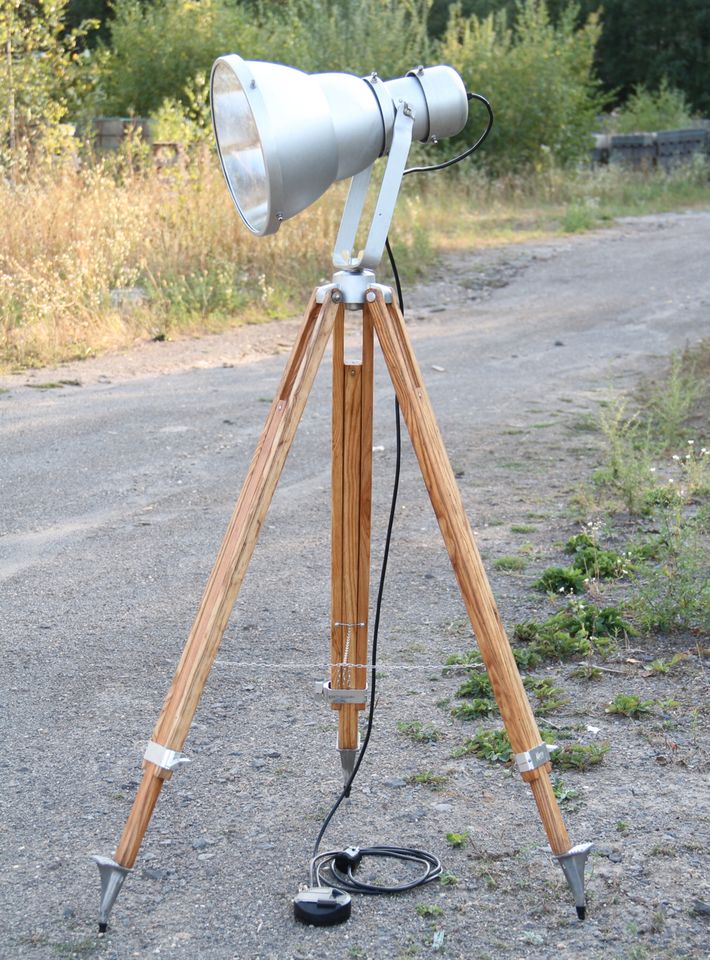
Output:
top-left (645, 354), bottom-right (706, 450)
top-left (593, 351), bottom-right (709, 514)
top-left (632, 505), bottom-right (710, 633)
top-left (594, 398), bottom-right (653, 513)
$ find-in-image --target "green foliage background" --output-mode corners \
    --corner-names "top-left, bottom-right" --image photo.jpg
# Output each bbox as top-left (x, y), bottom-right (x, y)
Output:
top-left (3, 0), bottom-right (709, 176)
top-left (99, 0), bottom-right (433, 116)
top-left (430, 0), bottom-right (710, 115)
top-left (0, 0), bottom-right (99, 169)
top-left (87, 0), bottom-right (607, 173)
top-left (608, 79), bottom-right (697, 136)
top-left (440, 1), bottom-right (604, 171)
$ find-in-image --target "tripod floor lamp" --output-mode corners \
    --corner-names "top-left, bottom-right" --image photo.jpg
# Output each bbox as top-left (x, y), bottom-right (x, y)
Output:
top-left (93, 53), bottom-right (591, 932)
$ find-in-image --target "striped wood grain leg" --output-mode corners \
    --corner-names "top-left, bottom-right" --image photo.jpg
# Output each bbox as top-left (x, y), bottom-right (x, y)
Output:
top-left (331, 309), bottom-right (373, 776)
top-left (367, 292), bottom-right (572, 857)
top-left (113, 292), bottom-right (338, 872)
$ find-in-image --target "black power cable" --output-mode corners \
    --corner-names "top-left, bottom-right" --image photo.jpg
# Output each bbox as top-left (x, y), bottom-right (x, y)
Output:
top-left (313, 844), bottom-right (442, 895)
top-left (404, 93), bottom-right (494, 178)
top-left (300, 91), bottom-right (494, 918)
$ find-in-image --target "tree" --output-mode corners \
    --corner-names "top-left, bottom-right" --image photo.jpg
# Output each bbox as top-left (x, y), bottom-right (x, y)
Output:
top-left (432, 0), bottom-right (710, 115)
top-left (65, 0), bottom-right (112, 46)
top-left (99, 0), bottom-right (265, 116)
top-left (0, 0), bottom-right (98, 171)
top-left (595, 0), bottom-right (710, 115)
top-left (440, 0), bottom-right (604, 171)
top-left (100, 0), bottom-right (433, 117)
top-left (257, 0), bottom-right (432, 77)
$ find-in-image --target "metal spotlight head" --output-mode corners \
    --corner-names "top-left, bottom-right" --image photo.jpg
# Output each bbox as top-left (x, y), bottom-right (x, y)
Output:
top-left (210, 56), bottom-right (468, 237)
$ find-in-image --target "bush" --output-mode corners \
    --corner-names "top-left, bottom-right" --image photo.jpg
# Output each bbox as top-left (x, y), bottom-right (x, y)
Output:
top-left (260, 0), bottom-right (433, 77)
top-left (605, 694), bottom-right (654, 718)
top-left (564, 533), bottom-right (629, 579)
top-left (513, 601), bottom-right (630, 662)
top-left (533, 565), bottom-right (586, 594)
top-left (100, 0), bottom-right (432, 118)
top-left (609, 78), bottom-right (698, 134)
top-left (100, 0), bottom-right (262, 116)
top-left (632, 509), bottom-right (710, 633)
top-left (553, 742), bottom-right (608, 770)
top-left (440, 0), bottom-right (605, 171)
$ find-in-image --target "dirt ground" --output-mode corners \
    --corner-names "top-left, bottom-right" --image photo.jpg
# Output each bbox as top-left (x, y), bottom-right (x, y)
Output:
top-left (1, 211), bottom-right (708, 960)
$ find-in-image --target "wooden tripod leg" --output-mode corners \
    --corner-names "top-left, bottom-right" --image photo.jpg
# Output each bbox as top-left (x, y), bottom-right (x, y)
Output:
top-left (114, 292), bottom-right (339, 870)
top-left (331, 309), bottom-right (373, 766)
top-left (368, 293), bottom-right (571, 856)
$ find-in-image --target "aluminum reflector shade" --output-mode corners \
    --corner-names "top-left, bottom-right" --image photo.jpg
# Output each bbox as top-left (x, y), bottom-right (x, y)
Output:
top-left (210, 55), bottom-right (468, 236)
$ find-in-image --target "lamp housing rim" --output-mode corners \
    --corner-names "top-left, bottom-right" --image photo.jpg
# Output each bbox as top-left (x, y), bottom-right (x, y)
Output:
top-left (210, 54), bottom-right (286, 236)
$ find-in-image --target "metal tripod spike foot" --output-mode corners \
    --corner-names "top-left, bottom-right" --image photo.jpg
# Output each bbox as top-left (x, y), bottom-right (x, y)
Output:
top-left (92, 855), bottom-right (130, 932)
top-left (339, 747), bottom-right (359, 792)
top-left (555, 842), bottom-right (592, 919)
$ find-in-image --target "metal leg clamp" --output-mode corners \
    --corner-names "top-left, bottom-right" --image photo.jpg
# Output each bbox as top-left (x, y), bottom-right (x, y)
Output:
top-left (554, 842), bottom-right (593, 920)
top-left (318, 680), bottom-right (368, 706)
top-left (515, 742), bottom-right (556, 775)
top-left (144, 739), bottom-right (190, 776)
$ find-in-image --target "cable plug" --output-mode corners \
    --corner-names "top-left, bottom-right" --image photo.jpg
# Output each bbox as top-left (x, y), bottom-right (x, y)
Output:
top-left (334, 846), bottom-right (362, 873)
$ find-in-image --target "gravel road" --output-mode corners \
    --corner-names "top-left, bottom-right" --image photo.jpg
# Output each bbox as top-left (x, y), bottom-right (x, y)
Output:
top-left (1, 211), bottom-right (709, 960)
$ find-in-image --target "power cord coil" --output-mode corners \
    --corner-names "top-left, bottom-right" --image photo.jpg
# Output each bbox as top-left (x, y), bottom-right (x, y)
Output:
top-left (313, 845), bottom-right (442, 895)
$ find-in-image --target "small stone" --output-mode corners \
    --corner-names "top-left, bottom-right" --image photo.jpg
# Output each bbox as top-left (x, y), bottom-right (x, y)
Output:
top-left (263, 750), bottom-right (281, 759)
top-left (554, 340), bottom-right (565, 347)
top-left (252, 758), bottom-right (267, 770)
top-left (110, 286), bottom-right (146, 309)
top-left (143, 867), bottom-right (169, 881)
top-left (63, 907), bottom-right (76, 920)
top-left (432, 802), bottom-right (453, 812)
top-left (691, 900), bottom-right (710, 916)
top-left (383, 777), bottom-right (406, 788)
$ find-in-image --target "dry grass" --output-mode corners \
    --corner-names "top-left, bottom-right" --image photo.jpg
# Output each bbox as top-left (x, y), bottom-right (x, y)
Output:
top-left (405, 158), bottom-right (710, 249)
top-left (0, 149), bottom-right (343, 369)
top-left (2, 151), bottom-right (709, 371)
